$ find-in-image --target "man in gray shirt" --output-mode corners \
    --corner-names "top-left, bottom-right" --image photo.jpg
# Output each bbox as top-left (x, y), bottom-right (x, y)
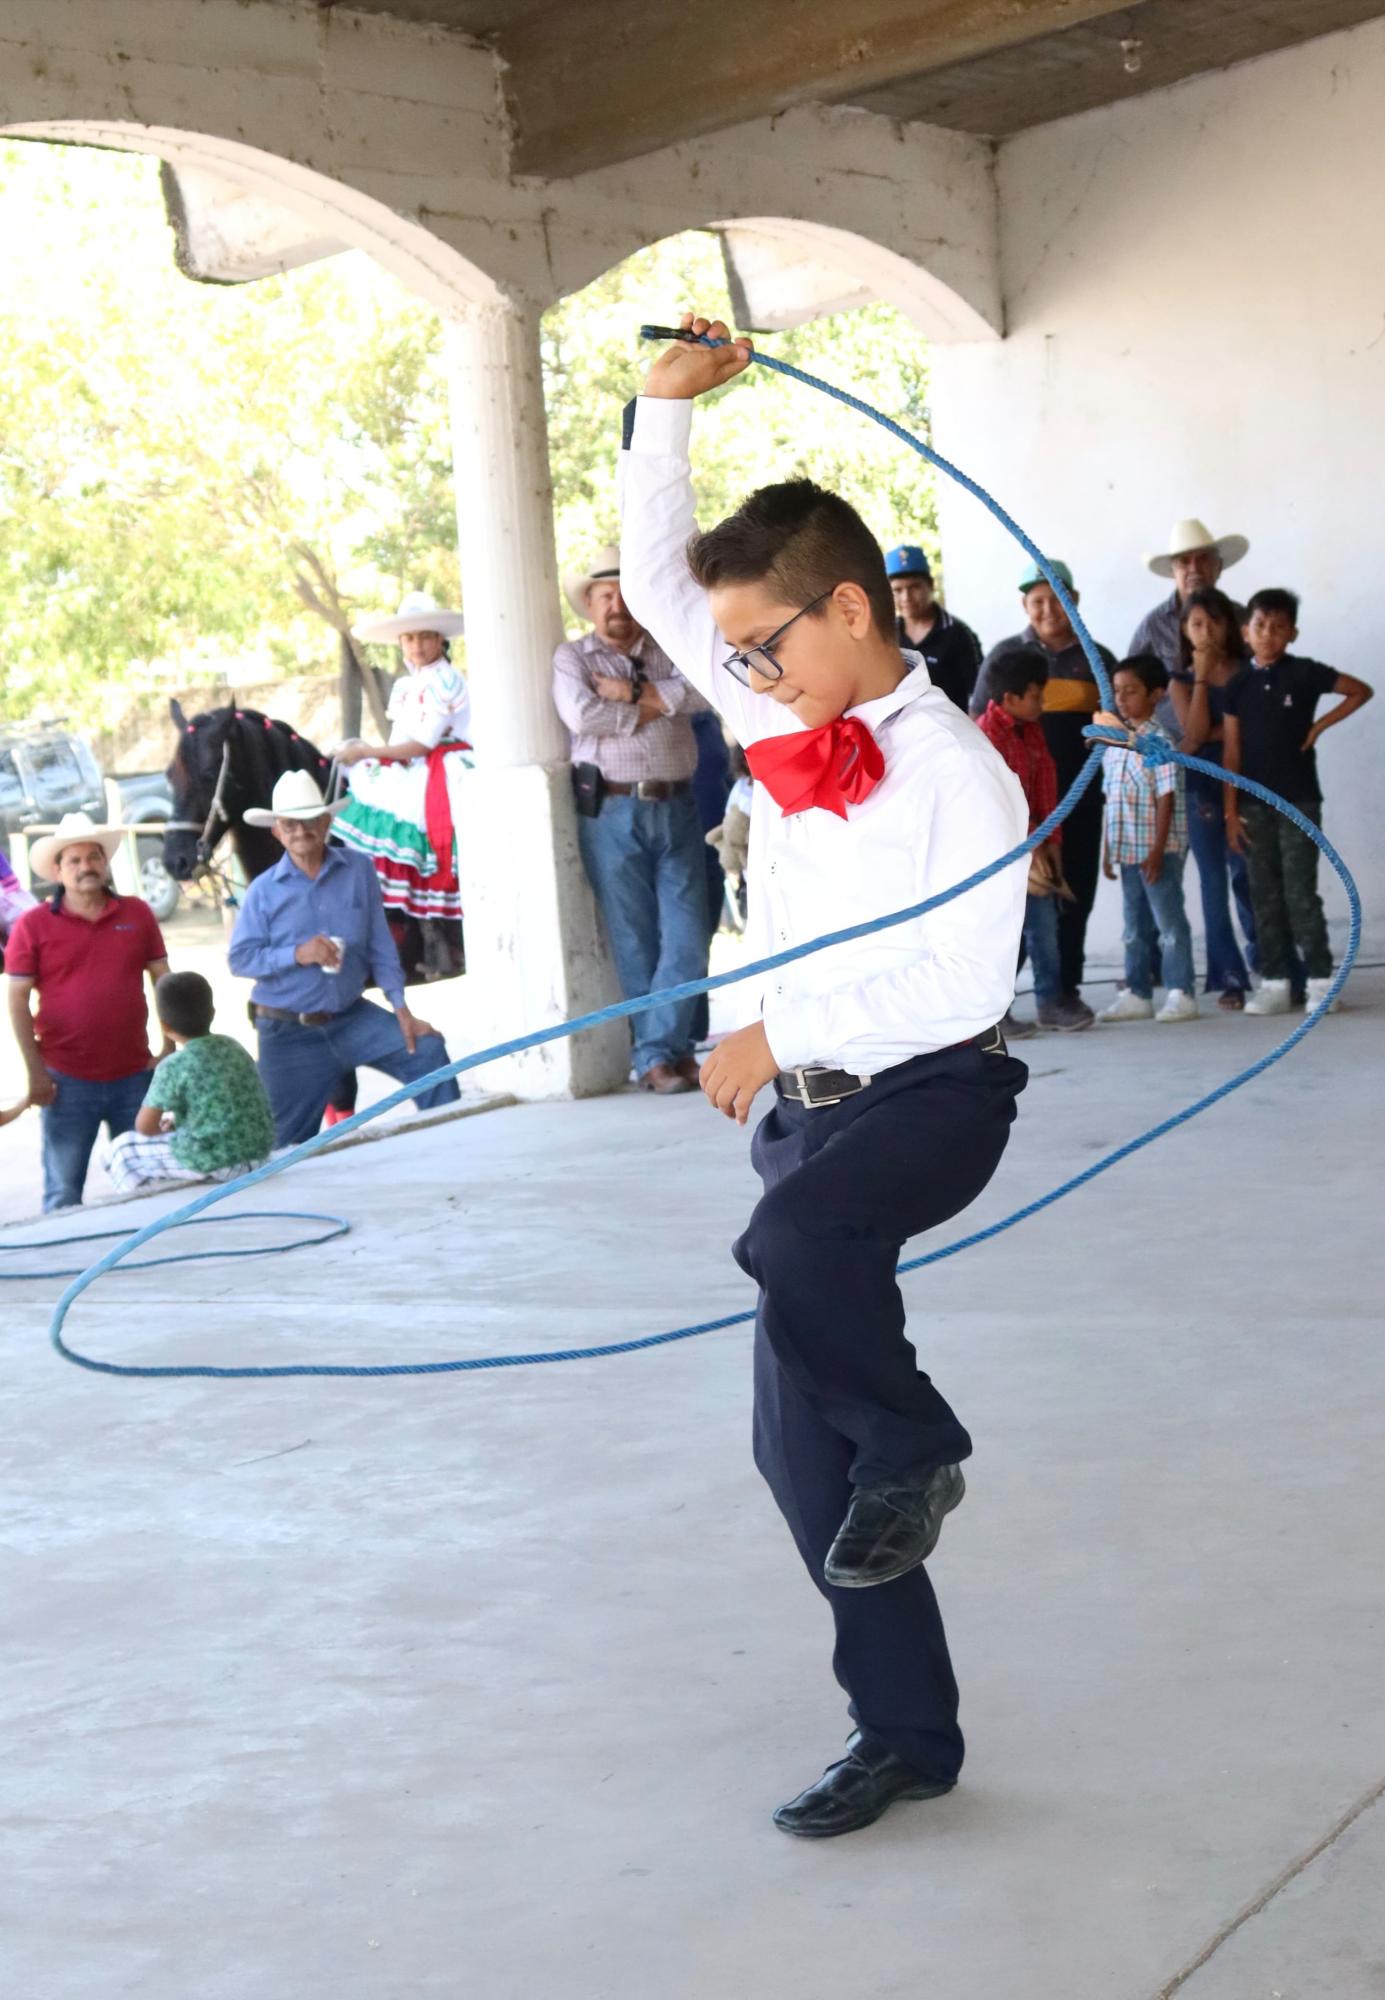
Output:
top-left (1128, 517), bottom-right (1250, 672)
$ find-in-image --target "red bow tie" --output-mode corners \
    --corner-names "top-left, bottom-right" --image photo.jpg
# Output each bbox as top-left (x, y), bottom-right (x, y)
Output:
top-left (745, 716), bottom-right (885, 819)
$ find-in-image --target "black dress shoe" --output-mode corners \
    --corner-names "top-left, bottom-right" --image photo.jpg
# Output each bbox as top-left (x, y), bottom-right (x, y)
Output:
top-left (823, 1463), bottom-right (965, 1589)
top-left (773, 1731), bottom-right (954, 1838)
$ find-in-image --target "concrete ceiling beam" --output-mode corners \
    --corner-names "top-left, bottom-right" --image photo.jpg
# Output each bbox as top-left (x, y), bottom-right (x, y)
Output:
top-left (497, 0), bottom-right (1142, 177)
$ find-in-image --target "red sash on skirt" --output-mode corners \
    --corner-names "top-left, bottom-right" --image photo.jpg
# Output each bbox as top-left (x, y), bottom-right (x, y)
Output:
top-left (421, 741), bottom-right (471, 896)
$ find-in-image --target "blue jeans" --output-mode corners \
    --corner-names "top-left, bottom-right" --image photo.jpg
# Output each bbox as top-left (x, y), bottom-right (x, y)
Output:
top-left (1186, 788), bottom-right (1257, 992)
top-left (1120, 853), bottom-right (1195, 997)
top-left (255, 997), bottom-right (459, 1148)
top-left (577, 790), bottom-right (710, 1075)
top-left (1022, 892), bottom-right (1062, 1007)
top-left (41, 1067), bottom-right (152, 1212)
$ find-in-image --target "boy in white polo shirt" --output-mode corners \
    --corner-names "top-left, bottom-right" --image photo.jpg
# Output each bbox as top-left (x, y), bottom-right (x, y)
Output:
top-left (619, 315), bottom-right (1030, 1837)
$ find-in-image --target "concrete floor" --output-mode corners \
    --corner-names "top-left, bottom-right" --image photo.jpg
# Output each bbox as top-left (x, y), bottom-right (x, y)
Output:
top-left (3, 971), bottom-right (1383, 1999)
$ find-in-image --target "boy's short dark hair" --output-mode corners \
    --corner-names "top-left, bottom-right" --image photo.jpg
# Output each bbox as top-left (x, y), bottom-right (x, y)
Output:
top-left (155, 970), bottom-right (215, 1038)
top-left (987, 648), bottom-right (1049, 701)
top-left (1114, 653), bottom-right (1169, 695)
top-left (686, 479), bottom-right (896, 639)
top-left (1246, 586), bottom-right (1300, 624)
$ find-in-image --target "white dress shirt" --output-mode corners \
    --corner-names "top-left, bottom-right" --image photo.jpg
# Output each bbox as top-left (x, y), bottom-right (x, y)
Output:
top-left (618, 396), bottom-right (1028, 1075)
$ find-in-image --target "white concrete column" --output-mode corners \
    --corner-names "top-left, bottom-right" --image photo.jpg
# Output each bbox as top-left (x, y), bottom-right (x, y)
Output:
top-left (444, 300), bottom-right (627, 1099)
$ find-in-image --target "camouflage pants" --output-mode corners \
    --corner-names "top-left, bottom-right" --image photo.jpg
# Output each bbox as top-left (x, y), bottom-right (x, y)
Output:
top-left (1239, 796), bottom-right (1332, 981)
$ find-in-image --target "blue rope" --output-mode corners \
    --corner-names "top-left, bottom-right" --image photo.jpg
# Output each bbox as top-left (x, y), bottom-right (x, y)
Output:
top-left (0, 1211), bottom-right (349, 1281)
top-left (25, 333), bottom-right (1359, 1380)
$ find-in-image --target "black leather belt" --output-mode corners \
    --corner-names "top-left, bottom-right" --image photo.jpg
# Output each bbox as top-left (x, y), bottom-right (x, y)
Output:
top-left (777, 1023), bottom-right (1007, 1108)
top-left (603, 779), bottom-right (690, 801)
top-left (253, 1003), bottom-right (336, 1029)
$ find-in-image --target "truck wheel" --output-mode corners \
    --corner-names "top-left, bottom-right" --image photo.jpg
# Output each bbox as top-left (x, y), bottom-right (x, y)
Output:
top-left (141, 854), bottom-right (181, 922)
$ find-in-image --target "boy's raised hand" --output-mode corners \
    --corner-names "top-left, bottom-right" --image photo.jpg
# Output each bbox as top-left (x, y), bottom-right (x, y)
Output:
top-left (643, 313), bottom-right (753, 401)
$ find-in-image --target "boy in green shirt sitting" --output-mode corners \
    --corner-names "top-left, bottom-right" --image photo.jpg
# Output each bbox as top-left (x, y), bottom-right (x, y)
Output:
top-left (103, 971), bottom-right (274, 1193)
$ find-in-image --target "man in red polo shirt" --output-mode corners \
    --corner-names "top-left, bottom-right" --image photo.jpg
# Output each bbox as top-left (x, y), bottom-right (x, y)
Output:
top-left (6, 814), bottom-right (169, 1211)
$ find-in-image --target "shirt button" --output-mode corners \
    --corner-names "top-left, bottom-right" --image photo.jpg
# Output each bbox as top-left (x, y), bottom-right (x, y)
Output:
top-left (769, 863), bottom-right (776, 875)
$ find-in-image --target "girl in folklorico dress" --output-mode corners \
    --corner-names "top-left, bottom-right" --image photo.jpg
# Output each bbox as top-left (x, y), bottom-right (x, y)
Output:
top-left (334, 591), bottom-right (471, 979)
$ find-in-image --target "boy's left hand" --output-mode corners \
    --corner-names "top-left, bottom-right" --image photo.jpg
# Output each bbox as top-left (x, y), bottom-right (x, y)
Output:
top-left (1141, 847), bottom-right (1164, 885)
top-left (643, 314), bottom-right (754, 401)
top-left (1301, 721), bottom-right (1323, 752)
top-left (699, 1021), bottom-right (779, 1126)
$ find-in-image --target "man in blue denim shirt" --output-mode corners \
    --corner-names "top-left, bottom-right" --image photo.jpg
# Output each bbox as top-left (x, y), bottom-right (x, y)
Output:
top-left (229, 772), bottom-right (459, 1145)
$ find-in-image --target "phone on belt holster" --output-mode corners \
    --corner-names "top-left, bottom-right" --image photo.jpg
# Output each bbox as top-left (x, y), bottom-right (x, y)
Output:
top-left (572, 761), bottom-right (606, 818)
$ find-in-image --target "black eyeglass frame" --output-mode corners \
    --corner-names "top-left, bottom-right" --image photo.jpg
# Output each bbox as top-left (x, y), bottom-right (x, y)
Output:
top-left (721, 590), bottom-right (834, 688)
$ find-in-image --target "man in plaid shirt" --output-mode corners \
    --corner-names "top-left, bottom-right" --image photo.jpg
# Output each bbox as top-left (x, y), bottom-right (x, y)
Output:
top-left (976, 649), bottom-right (1090, 1034)
top-left (1097, 655), bottom-right (1198, 1023)
top-left (553, 545), bottom-right (712, 1093)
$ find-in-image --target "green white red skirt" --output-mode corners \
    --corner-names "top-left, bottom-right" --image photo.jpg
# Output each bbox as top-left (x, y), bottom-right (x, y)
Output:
top-left (335, 743), bottom-right (472, 922)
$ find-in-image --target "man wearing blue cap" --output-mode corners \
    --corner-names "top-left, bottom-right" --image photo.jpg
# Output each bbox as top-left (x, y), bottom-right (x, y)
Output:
top-left (884, 544), bottom-right (982, 712)
top-left (971, 561), bottom-right (1117, 1030)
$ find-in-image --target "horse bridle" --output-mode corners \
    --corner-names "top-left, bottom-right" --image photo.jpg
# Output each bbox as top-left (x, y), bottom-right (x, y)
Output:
top-left (165, 739), bottom-right (234, 864)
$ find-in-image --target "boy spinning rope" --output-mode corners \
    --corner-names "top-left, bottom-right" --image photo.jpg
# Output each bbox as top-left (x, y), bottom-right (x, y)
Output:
top-left (620, 315), bottom-right (1032, 1838)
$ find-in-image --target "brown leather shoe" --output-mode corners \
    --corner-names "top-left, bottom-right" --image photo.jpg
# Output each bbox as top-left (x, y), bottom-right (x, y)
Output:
top-left (674, 1053), bottom-right (702, 1086)
top-left (638, 1061), bottom-right (696, 1095)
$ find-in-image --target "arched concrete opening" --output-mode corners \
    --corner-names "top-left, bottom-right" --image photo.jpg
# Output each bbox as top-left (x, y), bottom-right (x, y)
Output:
top-left (1, 119), bottom-right (505, 314)
top-left (0, 120), bottom-right (630, 1099)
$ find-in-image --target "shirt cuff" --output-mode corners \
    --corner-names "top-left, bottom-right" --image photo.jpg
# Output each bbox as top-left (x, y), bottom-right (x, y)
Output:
top-left (759, 993), bottom-right (822, 1074)
top-left (624, 395), bottom-right (693, 456)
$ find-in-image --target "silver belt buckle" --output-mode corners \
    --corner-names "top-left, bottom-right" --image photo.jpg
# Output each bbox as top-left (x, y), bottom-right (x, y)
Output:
top-left (792, 1066), bottom-right (869, 1109)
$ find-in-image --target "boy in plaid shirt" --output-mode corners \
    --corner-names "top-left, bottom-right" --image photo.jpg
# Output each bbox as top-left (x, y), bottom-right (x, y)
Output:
top-left (976, 649), bottom-right (1089, 1036)
top-left (1097, 655), bottom-right (1198, 1023)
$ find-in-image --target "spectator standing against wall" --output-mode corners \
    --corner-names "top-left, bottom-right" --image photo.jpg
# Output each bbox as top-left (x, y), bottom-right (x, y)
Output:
top-left (885, 544), bottom-right (982, 712)
top-left (5, 813), bottom-right (169, 1211)
top-left (553, 546), bottom-right (710, 1095)
top-left (1128, 517), bottom-right (1249, 673)
top-left (972, 562), bottom-right (1114, 1027)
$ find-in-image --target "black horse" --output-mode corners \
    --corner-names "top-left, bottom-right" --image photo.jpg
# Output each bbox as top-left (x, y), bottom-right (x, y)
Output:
top-left (163, 700), bottom-right (333, 887)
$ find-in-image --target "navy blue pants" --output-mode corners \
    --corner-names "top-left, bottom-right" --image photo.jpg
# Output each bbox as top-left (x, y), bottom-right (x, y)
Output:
top-left (735, 1038), bottom-right (1027, 1783)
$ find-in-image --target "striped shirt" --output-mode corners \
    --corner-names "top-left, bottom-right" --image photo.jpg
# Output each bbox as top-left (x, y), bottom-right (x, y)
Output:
top-left (552, 629), bottom-right (705, 783)
top-left (1102, 719), bottom-right (1186, 866)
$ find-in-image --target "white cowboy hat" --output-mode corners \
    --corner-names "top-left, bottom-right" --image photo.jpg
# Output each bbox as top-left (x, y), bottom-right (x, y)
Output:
top-left (29, 812), bottom-right (125, 884)
top-left (243, 771), bottom-right (346, 827)
top-left (1143, 517), bottom-right (1249, 578)
top-left (355, 590), bottom-right (465, 645)
top-left (562, 545), bottom-right (622, 622)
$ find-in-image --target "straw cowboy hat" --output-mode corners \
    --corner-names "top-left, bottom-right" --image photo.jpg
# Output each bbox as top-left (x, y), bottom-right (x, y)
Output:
top-left (355, 590), bottom-right (465, 646)
top-left (562, 544), bottom-right (622, 622)
top-left (29, 812), bottom-right (125, 883)
top-left (243, 771), bottom-right (346, 827)
top-left (1143, 518), bottom-right (1249, 578)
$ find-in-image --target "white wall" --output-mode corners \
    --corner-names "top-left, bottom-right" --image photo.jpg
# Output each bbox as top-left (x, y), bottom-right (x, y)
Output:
top-left (932, 17), bottom-right (1385, 948)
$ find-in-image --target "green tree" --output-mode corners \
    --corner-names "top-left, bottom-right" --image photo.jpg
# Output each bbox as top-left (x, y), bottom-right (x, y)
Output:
top-left (542, 230), bottom-right (937, 630)
top-left (0, 140), bottom-right (457, 722)
top-left (0, 140), bottom-right (939, 724)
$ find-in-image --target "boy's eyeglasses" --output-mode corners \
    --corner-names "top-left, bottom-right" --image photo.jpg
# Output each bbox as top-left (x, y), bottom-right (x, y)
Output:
top-left (721, 591), bottom-right (833, 688)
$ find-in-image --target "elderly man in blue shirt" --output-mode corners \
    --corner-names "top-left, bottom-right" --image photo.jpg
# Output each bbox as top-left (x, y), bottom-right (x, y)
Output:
top-left (228, 772), bottom-right (459, 1146)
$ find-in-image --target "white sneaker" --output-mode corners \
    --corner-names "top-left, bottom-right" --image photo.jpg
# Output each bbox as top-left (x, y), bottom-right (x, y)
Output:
top-left (1098, 991), bottom-right (1155, 1022)
top-left (1245, 978), bottom-right (1292, 1016)
top-left (1305, 975), bottom-right (1341, 1014)
top-left (1155, 989), bottom-right (1198, 1022)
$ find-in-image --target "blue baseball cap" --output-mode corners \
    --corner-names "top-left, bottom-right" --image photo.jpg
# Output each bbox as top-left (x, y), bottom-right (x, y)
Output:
top-left (1018, 558), bottom-right (1075, 593)
top-left (884, 543), bottom-right (933, 580)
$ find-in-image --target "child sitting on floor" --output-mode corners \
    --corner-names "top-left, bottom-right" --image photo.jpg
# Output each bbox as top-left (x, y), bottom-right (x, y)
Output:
top-left (103, 971), bottom-right (274, 1192)
top-left (1097, 655), bottom-right (1198, 1023)
top-left (976, 648), bottom-right (1080, 1039)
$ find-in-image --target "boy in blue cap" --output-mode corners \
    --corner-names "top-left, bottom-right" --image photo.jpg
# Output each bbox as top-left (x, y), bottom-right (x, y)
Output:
top-left (619, 314), bottom-right (1031, 1840)
top-left (885, 543), bottom-right (982, 712)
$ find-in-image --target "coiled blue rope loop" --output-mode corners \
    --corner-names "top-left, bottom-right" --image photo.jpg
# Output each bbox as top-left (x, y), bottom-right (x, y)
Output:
top-left (17, 328), bottom-right (1359, 1380)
